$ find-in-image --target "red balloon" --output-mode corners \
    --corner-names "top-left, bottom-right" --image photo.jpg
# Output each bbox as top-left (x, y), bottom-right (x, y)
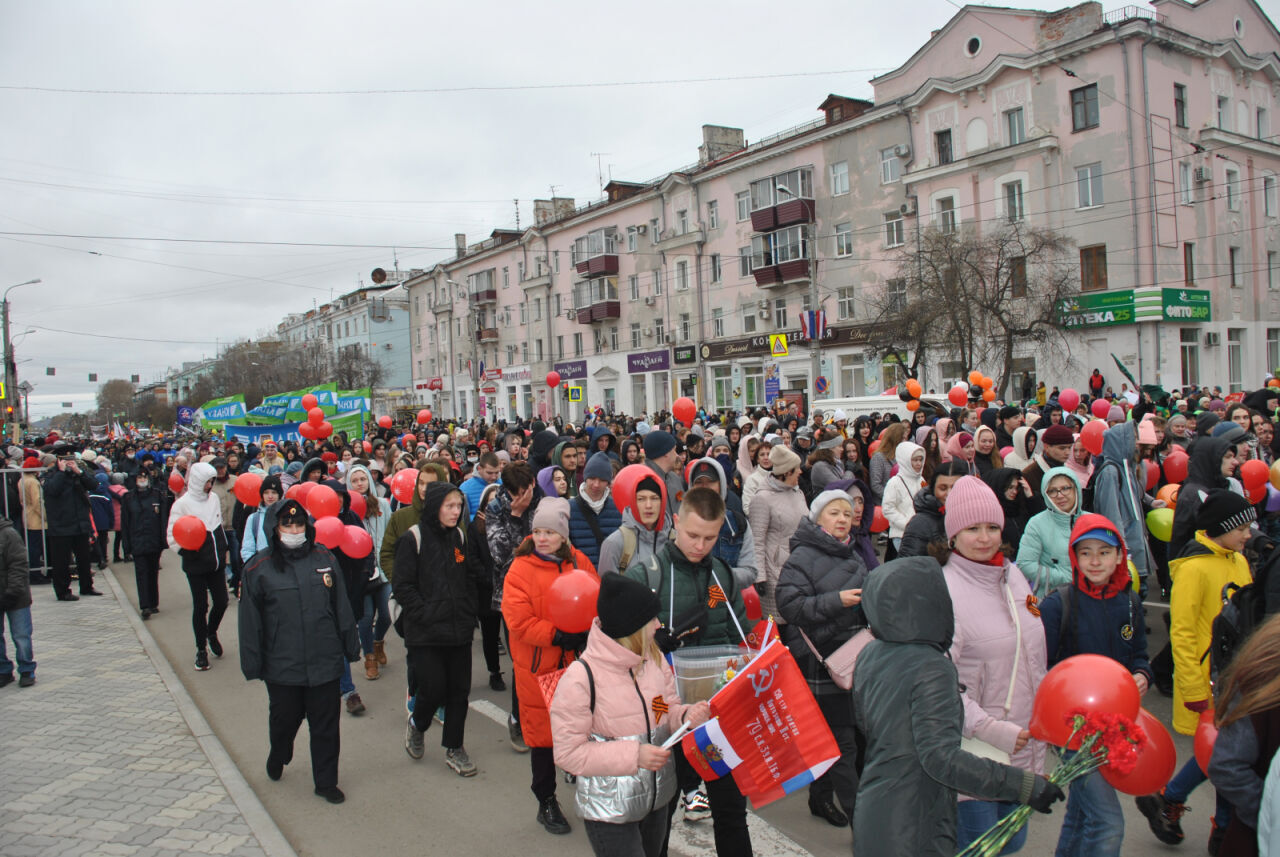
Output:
top-left (301, 393), bottom-right (319, 412)
top-left (403, 433), bottom-right (417, 450)
top-left (742, 585), bottom-right (762, 622)
top-left (298, 422), bottom-right (318, 440)
top-left (1195, 709), bottom-right (1218, 773)
top-left (1101, 708), bottom-right (1177, 796)
top-left (306, 484), bottom-right (341, 519)
top-left (362, 440), bottom-right (372, 454)
top-left (948, 384), bottom-right (969, 407)
top-left (870, 506), bottom-right (889, 533)
top-left (1163, 452), bottom-right (1189, 484)
top-left (172, 515), bottom-right (207, 551)
top-left (233, 472), bottom-right (263, 507)
top-left (416, 409), bottom-right (430, 424)
top-left (168, 470), bottom-right (185, 493)
top-left (377, 415), bottom-right (393, 429)
top-left (673, 397), bottom-right (697, 427)
top-left (390, 468), bottom-right (418, 504)
top-left (285, 483), bottom-right (305, 500)
top-left (1248, 482), bottom-right (1267, 504)
top-left (317, 421), bottom-right (333, 439)
top-left (1029, 654), bottom-right (1141, 747)
top-left (341, 524), bottom-right (373, 558)
top-left (293, 482), bottom-right (316, 505)
top-left (1058, 388), bottom-right (1080, 412)
top-left (314, 516), bottom-right (344, 550)
top-left (546, 569), bottom-right (600, 634)
top-left (1142, 460), bottom-right (1160, 493)
top-left (868, 440), bottom-right (881, 456)
top-left (1242, 459), bottom-right (1269, 490)
top-left (546, 371), bottom-right (561, 389)
top-left (1091, 398), bottom-right (1113, 419)
top-left (308, 406), bottom-right (325, 426)
top-left (348, 491), bottom-right (367, 519)
top-left (1080, 420), bottom-right (1106, 456)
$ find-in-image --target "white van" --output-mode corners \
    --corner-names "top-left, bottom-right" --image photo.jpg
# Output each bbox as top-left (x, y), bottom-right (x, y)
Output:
top-left (815, 395), bottom-right (952, 421)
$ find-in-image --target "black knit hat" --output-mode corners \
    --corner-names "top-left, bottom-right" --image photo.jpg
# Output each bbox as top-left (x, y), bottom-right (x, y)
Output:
top-left (597, 573), bottom-right (661, 639)
top-left (1196, 489), bottom-right (1257, 537)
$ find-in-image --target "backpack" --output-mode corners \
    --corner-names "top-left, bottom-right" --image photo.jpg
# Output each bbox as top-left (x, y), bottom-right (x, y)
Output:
top-left (618, 526), bottom-right (660, 587)
top-left (1206, 577), bottom-right (1269, 688)
top-left (1080, 459), bottom-right (1120, 514)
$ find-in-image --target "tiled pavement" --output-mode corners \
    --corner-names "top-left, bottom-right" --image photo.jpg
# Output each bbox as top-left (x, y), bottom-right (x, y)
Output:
top-left (0, 572), bottom-right (295, 857)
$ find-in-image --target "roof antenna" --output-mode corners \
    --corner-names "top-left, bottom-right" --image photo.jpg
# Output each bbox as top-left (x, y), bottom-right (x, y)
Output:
top-left (513, 198), bottom-right (520, 230)
top-left (590, 152), bottom-right (611, 191)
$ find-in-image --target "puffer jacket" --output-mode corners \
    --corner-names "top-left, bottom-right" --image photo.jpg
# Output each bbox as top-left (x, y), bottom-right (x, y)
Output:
top-left (0, 519), bottom-right (31, 610)
top-left (898, 487), bottom-right (944, 558)
top-left (567, 491), bottom-right (623, 569)
top-left (747, 473), bottom-right (808, 624)
top-left (1091, 421), bottom-right (1152, 579)
top-left (854, 557), bottom-right (1038, 857)
top-left (1015, 466), bottom-right (1082, 598)
top-left (624, 542), bottom-right (748, 649)
top-left (550, 621), bottom-right (691, 822)
top-left (238, 499), bottom-right (360, 686)
top-left (166, 463), bottom-right (227, 577)
top-left (503, 545), bottom-right (598, 747)
top-left (120, 483), bottom-right (169, 557)
top-left (392, 482), bottom-right (486, 648)
top-left (943, 551), bottom-right (1048, 782)
top-left (1169, 530), bottom-right (1252, 735)
top-left (776, 517), bottom-right (868, 697)
top-left (882, 442), bottom-right (925, 540)
top-left (1169, 434), bottom-right (1236, 560)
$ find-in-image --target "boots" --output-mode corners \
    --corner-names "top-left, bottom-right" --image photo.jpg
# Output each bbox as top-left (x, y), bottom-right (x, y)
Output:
top-left (374, 640), bottom-right (388, 666)
top-left (364, 653), bottom-right (380, 680)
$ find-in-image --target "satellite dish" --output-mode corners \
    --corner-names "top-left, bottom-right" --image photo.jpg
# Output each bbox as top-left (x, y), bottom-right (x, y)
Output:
top-left (371, 268), bottom-right (387, 284)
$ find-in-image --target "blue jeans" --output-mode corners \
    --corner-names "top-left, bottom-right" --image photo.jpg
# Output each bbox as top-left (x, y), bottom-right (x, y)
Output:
top-left (956, 800), bottom-right (1028, 855)
top-left (340, 661), bottom-right (355, 696)
top-left (1055, 754), bottom-right (1123, 857)
top-left (0, 607), bottom-right (35, 677)
top-left (358, 581), bottom-right (391, 656)
top-left (1164, 757), bottom-right (1231, 827)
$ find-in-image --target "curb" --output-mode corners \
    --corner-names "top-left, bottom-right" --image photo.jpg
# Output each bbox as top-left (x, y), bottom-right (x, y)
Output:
top-left (102, 567), bottom-right (299, 857)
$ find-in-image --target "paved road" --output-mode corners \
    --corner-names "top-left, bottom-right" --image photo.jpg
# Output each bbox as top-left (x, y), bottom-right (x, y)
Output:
top-left (7, 551), bottom-right (1219, 857)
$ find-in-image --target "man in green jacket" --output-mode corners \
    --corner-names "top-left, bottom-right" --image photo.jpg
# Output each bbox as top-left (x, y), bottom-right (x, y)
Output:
top-left (379, 463), bottom-right (444, 581)
top-left (623, 487), bottom-right (751, 856)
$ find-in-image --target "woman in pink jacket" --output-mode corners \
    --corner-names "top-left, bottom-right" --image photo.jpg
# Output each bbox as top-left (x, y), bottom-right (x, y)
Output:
top-left (939, 475), bottom-right (1047, 855)
top-left (550, 573), bottom-right (710, 857)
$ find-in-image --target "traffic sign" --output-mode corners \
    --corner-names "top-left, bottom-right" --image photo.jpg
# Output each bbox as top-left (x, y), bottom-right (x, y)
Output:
top-left (769, 334), bottom-right (789, 357)
top-left (567, 386), bottom-right (583, 402)
top-left (814, 376), bottom-right (828, 394)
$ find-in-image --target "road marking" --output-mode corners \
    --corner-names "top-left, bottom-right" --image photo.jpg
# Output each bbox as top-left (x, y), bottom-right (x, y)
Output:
top-left (469, 698), bottom-right (510, 728)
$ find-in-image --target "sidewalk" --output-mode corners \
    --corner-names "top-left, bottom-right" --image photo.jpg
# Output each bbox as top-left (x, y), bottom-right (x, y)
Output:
top-left (0, 570), bottom-right (296, 857)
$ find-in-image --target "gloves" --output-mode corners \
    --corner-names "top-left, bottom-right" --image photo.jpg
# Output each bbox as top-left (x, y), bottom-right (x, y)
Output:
top-left (1184, 699), bottom-right (1211, 714)
top-left (1027, 776), bottom-right (1065, 814)
top-left (654, 627), bottom-right (681, 655)
top-left (553, 630), bottom-right (588, 651)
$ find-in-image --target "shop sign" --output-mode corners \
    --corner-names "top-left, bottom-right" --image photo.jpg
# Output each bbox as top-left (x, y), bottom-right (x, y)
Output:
top-left (627, 349), bottom-right (671, 374)
top-left (673, 345), bottom-right (697, 365)
top-left (552, 359), bottom-right (588, 381)
top-left (700, 324), bottom-right (877, 361)
top-left (1133, 287), bottom-right (1211, 323)
top-left (1058, 290), bottom-right (1134, 329)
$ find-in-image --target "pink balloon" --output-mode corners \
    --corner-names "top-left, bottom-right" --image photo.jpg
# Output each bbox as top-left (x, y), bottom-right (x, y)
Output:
top-left (1058, 388), bottom-right (1080, 412)
top-left (341, 525), bottom-right (373, 558)
top-left (314, 516), bottom-right (344, 550)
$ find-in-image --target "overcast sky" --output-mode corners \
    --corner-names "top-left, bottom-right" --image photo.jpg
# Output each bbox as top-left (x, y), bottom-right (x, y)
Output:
top-left (1, 0), bottom-right (1079, 420)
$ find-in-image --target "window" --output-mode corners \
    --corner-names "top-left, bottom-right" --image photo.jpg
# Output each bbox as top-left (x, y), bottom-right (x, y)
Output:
top-left (677, 210), bottom-right (689, 234)
top-left (710, 253), bottom-right (722, 283)
top-left (830, 161), bottom-right (849, 196)
top-left (713, 366), bottom-right (732, 410)
top-left (593, 329), bottom-right (604, 355)
top-left (935, 129), bottom-right (953, 165)
top-left (742, 306), bottom-right (757, 333)
top-left (519, 303), bottom-right (528, 324)
top-left (1180, 328), bottom-right (1200, 386)
top-left (1218, 96), bottom-right (1230, 130)
top-left (773, 297), bottom-right (788, 329)
top-left (679, 313), bottom-right (691, 342)
top-left (1270, 252), bottom-right (1278, 290)
top-left (630, 322), bottom-right (641, 348)
top-left (1230, 246), bottom-right (1242, 287)
top-left (742, 366), bottom-right (764, 408)
top-left (652, 271), bottom-right (662, 296)
top-left (884, 213), bottom-right (903, 247)
top-left (707, 200), bottom-right (719, 229)
top-left (1004, 180), bottom-right (1024, 222)
top-left (521, 342), bottom-right (529, 363)
top-left (1005, 107), bottom-right (1025, 145)
top-left (649, 218), bottom-right (660, 239)
top-left (712, 307), bottom-right (724, 338)
top-left (626, 227), bottom-right (638, 252)
top-left (937, 197), bottom-right (957, 233)
top-left (835, 222), bottom-right (854, 256)
top-left (1226, 167), bottom-right (1240, 210)
top-left (880, 148), bottom-right (901, 183)
top-left (654, 317), bottom-right (664, 342)
top-left (552, 293), bottom-right (561, 317)
top-left (557, 335), bottom-right (564, 358)
top-left (1180, 162), bottom-right (1194, 204)
top-left (628, 274), bottom-right (639, 301)
top-left (610, 326), bottom-right (619, 351)
top-left (1174, 84), bottom-right (1187, 128)
top-left (739, 246), bottom-right (753, 277)
top-left (749, 168), bottom-right (814, 210)
top-left (1009, 256), bottom-right (1027, 298)
top-left (675, 260), bottom-right (689, 291)
top-left (517, 261), bottom-right (524, 281)
top-left (554, 251), bottom-right (560, 273)
top-left (535, 339), bottom-right (544, 361)
top-left (1076, 163), bottom-right (1103, 207)
top-left (574, 332), bottom-right (583, 356)
top-left (1270, 328), bottom-right (1280, 376)
top-left (502, 267), bottom-right (509, 288)
top-left (1265, 176), bottom-right (1277, 217)
top-left (837, 287), bottom-right (855, 320)
top-left (532, 297), bottom-right (542, 321)
top-left (886, 278), bottom-right (907, 314)
top-left (1080, 245), bottom-right (1108, 292)
top-left (1259, 108), bottom-right (1270, 140)
top-left (735, 191), bottom-right (750, 222)
top-left (1228, 328), bottom-right (1244, 392)
top-left (1184, 242), bottom-right (1195, 285)
top-left (1072, 85), bottom-right (1099, 131)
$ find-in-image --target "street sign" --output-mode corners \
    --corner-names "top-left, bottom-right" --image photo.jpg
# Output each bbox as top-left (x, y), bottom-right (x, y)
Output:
top-left (769, 334), bottom-right (789, 357)
top-left (567, 386), bottom-right (583, 402)
top-left (814, 376), bottom-right (828, 394)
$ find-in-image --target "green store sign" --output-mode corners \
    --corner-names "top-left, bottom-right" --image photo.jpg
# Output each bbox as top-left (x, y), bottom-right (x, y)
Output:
top-left (1059, 287), bottom-right (1211, 329)
top-left (1059, 290), bottom-right (1135, 329)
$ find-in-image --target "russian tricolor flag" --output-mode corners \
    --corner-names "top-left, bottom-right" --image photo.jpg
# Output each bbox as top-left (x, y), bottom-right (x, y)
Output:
top-left (799, 310), bottom-right (826, 340)
top-left (681, 717), bottom-right (744, 782)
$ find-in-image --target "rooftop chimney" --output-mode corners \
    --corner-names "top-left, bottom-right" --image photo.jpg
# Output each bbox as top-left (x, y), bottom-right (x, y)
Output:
top-left (699, 125), bottom-right (746, 166)
top-left (454, 233), bottom-right (467, 259)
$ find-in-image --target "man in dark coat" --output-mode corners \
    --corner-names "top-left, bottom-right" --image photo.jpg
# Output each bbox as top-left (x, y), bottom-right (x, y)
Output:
top-left (0, 515), bottom-right (35, 686)
top-left (239, 498), bottom-right (359, 804)
top-left (121, 471), bottom-right (169, 618)
top-left (42, 453), bottom-right (101, 600)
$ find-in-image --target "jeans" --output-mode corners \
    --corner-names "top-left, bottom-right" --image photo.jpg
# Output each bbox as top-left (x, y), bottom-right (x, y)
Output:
top-left (0, 606), bottom-right (35, 677)
top-left (25, 529), bottom-right (44, 574)
top-left (1055, 758), bottom-right (1123, 857)
top-left (340, 661), bottom-right (355, 696)
top-left (1165, 757), bottom-right (1232, 827)
top-left (584, 807), bottom-right (671, 857)
top-left (956, 800), bottom-right (1028, 855)
top-left (224, 528), bottom-right (242, 588)
top-left (358, 582), bottom-right (391, 655)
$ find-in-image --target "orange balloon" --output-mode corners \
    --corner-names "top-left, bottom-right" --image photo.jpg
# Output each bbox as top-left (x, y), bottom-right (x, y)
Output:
top-left (906, 379), bottom-right (922, 398)
top-left (1156, 483), bottom-right (1180, 509)
top-left (981, 375), bottom-right (994, 389)
top-left (906, 399), bottom-right (920, 412)
top-left (968, 370), bottom-right (983, 385)
top-left (982, 389), bottom-right (996, 402)
top-left (1269, 378), bottom-right (1280, 388)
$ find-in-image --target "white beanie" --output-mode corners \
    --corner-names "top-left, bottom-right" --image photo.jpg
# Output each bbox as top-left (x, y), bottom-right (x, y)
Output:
top-left (809, 489), bottom-right (854, 522)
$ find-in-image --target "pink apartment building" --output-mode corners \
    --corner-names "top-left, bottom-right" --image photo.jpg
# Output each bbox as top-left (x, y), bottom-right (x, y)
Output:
top-left (404, 0), bottom-right (1280, 421)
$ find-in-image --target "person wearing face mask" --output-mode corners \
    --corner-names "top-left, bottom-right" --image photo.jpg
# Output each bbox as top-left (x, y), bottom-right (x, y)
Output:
top-left (238, 499), bottom-right (360, 805)
top-left (121, 471), bottom-right (170, 619)
top-left (882, 441), bottom-right (927, 557)
top-left (166, 462), bottom-right (230, 671)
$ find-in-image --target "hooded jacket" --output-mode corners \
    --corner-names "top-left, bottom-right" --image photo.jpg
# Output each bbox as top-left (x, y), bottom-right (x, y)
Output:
top-left (238, 499), bottom-right (360, 686)
top-left (379, 471), bottom-right (427, 581)
top-left (1169, 434), bottom-right (1236, 560)
top-left (898, 486), bottom-right (946, 559)
top-left (973, 425), bottom-right (1002, 477)
top-left (1090, 420), bottom-right (1152, 579)
top-left (166, 462), bottom-right (228, 576)
top-left (299, 457), bottom-right (328, 484)
top-left (882, 441), bottom-right (926, 539)
top-left (0, 519), bottom-right (31, 611)
top-left (587, 427), bottom-right (619, 462)
top-left (1015, 467), bottom-right (1083, 598)
top-left (1002, 426), bottom-right (1038, 472)
top-left (748, 471), bottom-right (808, 624)
top-left (981, 467), bottom-right (1031, 554)
top-left (624, 541), bottom-right (748, 650)
top-left (567, 486), bottom-right (623, 570)
top-left (121, 480), bottom-right (169, 557)
top-left (776, 517), bottom-right (868, 697)
top-left (597, 467), bottom-right (670, 577)
top-left (529, 428), bottom-right (560, 472)
top-left (345, 464), bottom-right (391, 572)
top-left (854, 557), bottom-right (1037, 857)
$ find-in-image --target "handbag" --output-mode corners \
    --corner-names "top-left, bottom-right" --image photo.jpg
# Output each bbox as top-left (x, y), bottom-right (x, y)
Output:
top-left (797, 626), bottom-right (874, 691)
top-left (958, 577), bottom-right (1024, 766)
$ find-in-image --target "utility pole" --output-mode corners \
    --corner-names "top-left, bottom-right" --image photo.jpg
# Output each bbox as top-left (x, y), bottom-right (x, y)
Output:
top-left (808, 221), bottom-right (820, 404)
top-left (3, 278), bottom-right (41, 439)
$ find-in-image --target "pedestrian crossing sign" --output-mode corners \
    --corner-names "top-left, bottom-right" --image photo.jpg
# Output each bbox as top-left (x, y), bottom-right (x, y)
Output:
top-left (770, 334), bottom-right (789, 357)
top-left (567, 386), bottom-right (583, 402)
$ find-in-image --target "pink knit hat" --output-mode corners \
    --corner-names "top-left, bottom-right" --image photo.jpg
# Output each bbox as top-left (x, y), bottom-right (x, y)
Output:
top-left (944, 475), bottom-right (1005, 540)
top-left (1136, 416), bottom-right (1158, 446)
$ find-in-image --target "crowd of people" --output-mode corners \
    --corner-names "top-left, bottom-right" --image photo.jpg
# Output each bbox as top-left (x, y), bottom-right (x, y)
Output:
top-left (1, 374), bottom-right (1279, 856)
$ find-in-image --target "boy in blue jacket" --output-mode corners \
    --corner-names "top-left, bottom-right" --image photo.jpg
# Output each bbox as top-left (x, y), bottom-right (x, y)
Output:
top-left (1038, 512), bottom-right (1151, 857)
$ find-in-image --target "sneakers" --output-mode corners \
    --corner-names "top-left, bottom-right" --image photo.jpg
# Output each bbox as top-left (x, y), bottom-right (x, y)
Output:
top-left (314, 786), bottom-right (345, 804)
top-left (18, 674), bottom-right (35, 688)
top-left (536, 796), bottom-right (571, 835)
top-left (1209, 819), bottom-right (1226, 856)
top-left (1135, 791), bottom-right (1187, 844)
top-left (141, 607), bottom-right (153, 621)
top-left (345, 692), bottom-right (366, 715)
top-left (489, 671), bottom-right (506, 692)
top-left (682, 789), bottom-right (712, 822)
top-left (445, 747), bottom-right (477, 777)
top-left (208, 633), bottom-right (223, 658)
top-left (195, 651), bottom-right (210, 671)
top-left (508, 715), bottom-right (529, 753)
top-left (405, 718), bottom-right (425, 760)
top-left (266, 758), bottom-right (283, 781)
top-left (433, 707), bottom-right (445, 725)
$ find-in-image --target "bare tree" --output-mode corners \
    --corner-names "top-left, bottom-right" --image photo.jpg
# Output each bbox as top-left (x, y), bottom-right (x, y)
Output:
top-left (332, 345), bottom-right (386, 390)
top-left (95, 378), bottom-right (136, 422)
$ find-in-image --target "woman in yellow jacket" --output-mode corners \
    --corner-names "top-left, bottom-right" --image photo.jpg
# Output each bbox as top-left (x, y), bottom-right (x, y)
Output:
top-left (1136, 489), bottom-right (1256, 848)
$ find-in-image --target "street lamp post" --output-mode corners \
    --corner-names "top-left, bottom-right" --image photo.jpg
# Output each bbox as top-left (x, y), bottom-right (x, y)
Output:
top-left (3, 279), bottom-right (41, 438)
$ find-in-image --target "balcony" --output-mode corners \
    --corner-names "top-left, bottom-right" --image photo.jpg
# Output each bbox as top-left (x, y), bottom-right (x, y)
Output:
top-left (470, 288), bottom-right (497, 306)
top-left (749, 167), bottom-right (815, 232)
top-left (750, 198), bottom-right (815, 232)
top-left (574, 254), bottom-right (619, 277)
top-left (752, 260), bottom-right (810, 289)
top-left (475, 327), bottom-right (499, 343)
top-left (573, 228), bottom-right (619, 276)
top-left (750, 225), bottom-right (811, 289)
top-left (575, 301), bottom-right (621, 324)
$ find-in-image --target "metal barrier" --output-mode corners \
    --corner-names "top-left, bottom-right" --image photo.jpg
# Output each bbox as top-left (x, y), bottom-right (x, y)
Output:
top-left (0, 466), bottom-right (50, 575)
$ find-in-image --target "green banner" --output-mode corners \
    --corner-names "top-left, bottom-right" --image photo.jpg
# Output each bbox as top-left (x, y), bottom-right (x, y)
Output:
top-left (284, 383), bottom-right (338, 423)
top-left (1058, 290), bottom-right (1134, 329)
top-left (196, 394), bottom-right (247, 428)
top-left (336, 388), bottom-right (371, 413)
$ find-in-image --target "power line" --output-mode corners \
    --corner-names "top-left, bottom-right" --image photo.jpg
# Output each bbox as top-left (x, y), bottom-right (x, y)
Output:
top-left (25, 324), bottom-right (222, 345)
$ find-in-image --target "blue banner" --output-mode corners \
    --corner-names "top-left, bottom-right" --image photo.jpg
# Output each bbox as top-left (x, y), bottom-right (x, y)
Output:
top-left (176, 406), bottom-right (195, 426)
top-left (220, 409), bottom-right (365, 445)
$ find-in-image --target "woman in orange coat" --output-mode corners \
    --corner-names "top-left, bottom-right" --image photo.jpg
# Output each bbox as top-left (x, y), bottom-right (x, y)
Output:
top-left (501, 496), bottom-right (598, 837)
